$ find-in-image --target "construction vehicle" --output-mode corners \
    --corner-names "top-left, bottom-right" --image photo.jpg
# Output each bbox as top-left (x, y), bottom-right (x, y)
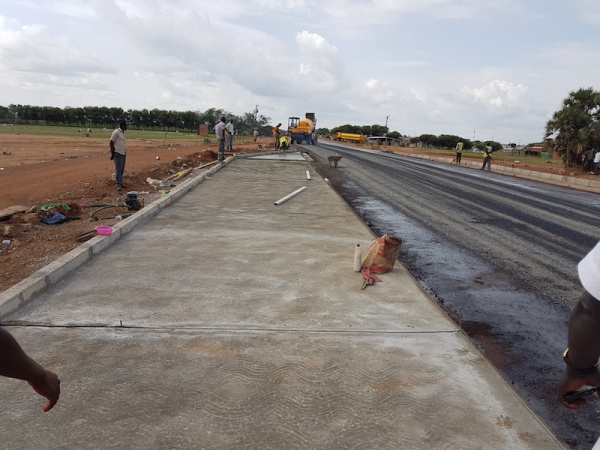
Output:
top-left (288, 113), bottom-right (318, 145)
top-left (332, 132), bottom-right (365, 144)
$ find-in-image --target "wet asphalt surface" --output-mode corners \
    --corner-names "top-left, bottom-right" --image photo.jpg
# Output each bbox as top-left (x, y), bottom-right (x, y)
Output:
top-left (305, 142), bottom-right (600, 449)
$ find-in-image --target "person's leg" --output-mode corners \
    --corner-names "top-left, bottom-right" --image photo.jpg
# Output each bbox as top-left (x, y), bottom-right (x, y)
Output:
top-left (218, 139), bottom-right (225, 161)
top-left (114, 153), bottom-right (125, 187)
top-left (113, 158), bottom-right (120, 186)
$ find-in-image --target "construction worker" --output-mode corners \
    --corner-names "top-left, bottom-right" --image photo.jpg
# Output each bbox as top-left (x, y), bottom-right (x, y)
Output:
top-left (456, 141), bottom-right (463, 165)
top-left (225, 119), bottom-right (234, 151)
top-left (253, 130), bottom-right (258, 142)
top-left (214, 116), bottom-right (227, 162)
top-left (481, 145), bottom-right (493, 170)
top-left (279, 135), bottom-right (290, 152)
top-left (273, 123), bottom-right (281, 150)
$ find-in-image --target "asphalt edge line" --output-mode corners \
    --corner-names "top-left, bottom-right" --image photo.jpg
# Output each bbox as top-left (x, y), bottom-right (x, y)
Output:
top-left (0, 157), bottom-right (234, 322)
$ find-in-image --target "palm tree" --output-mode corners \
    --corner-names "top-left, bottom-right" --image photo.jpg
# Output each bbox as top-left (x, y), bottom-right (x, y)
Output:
top-left (545, 88), bottom-right (600, 167)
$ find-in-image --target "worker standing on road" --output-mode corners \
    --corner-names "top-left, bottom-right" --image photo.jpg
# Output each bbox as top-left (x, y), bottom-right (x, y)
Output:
top-left (214, 116), bottom-right (227, 162)
top-left (481, 145), bottom-right (493, 171)
top-left (0, 327), bottom-right (60, 412)
top-left (110, 120), bottom-right (128, 190)
top-left (558, 241), bottom-right (600, 446)
top-left (456, 142), bottom-right (463, 165)
top-left (225, 119), bottom-right (234, 151)
top-left (273, 123), bottom-right (282, 151)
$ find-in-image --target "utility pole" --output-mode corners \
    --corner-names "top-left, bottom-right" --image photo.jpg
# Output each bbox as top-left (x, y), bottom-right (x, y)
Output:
top-left (385, 116), bottom-right (389, 128)
top-left (473, 129), bottom-right (476, 140)
top-left (253, 105), bottom-right (259, 131)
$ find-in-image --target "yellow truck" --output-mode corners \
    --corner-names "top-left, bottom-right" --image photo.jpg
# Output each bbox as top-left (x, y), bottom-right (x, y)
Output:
top-left (288, 113), bottom-right (318, 145)
top-left (332, 132), bottom-right (365, 144)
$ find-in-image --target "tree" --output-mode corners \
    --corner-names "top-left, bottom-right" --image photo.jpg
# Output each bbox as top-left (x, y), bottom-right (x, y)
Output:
top-left (371, 124), bottom-right (389, 136)
top-left (437, 134), bottom-right (462, 149)
top-left (545, 87), bottom-right (600, 167)
top-left (419, 134), bottom-right (438, 147)
top-left (485, 141), bottom-right (503, 152)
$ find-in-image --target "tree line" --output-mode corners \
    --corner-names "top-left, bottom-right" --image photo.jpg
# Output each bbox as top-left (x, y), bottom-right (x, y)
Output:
top-left (0, 104), bottom-right (273, 136)
top-left (7, 92), bottom-right (594, 165)
top-left (324, 123), bottom-right (506, 151)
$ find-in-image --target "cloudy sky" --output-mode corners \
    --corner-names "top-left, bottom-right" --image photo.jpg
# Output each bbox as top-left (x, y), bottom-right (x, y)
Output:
top-left (1, 0), bottom-right (600, 144)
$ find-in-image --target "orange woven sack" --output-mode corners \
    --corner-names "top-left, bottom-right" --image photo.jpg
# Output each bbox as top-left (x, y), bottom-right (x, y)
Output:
top-left (361, 234), bottom-right (403, 274)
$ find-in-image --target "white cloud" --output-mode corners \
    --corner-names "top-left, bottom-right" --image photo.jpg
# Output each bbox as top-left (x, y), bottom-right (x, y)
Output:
top-left (571, 0), bottom-right (600, 25)
top-left (461, 80), bottom-right (528, 113)
top-left (293, 31), bottom-right (346, 92)
top-left (0, 0), bottom-right (598, 143)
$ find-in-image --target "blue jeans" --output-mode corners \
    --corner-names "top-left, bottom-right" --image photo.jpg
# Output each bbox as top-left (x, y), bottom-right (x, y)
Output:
top-left (227, 133), bottom-right (233, 150)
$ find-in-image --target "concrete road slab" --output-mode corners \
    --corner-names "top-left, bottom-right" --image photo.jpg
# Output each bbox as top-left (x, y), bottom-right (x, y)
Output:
top-left (0, 158), bottom-right (563, 448)
top-left (11, 160), bottom-right (455, 332)
top-left (2, 327), bottom-right (559, 449)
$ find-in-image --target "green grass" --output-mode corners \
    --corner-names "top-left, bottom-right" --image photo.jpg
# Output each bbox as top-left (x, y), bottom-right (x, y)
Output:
top-left (0, 124), bottom-right (259, 144)
top-left (0, 124), bottom-right (208, 141)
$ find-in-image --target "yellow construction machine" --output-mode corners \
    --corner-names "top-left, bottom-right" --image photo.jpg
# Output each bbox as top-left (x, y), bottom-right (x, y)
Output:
top-left (332, 132), bottom-right (365, 144)
top-left (288, 113), bottom-right (318, 145)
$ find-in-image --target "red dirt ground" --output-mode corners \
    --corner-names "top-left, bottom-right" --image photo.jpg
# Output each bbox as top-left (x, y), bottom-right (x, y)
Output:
top-left (0, 134), bottom-right (273, 293)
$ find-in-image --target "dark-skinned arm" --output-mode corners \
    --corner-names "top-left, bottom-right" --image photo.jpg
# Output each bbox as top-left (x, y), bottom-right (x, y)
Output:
top-left (0, 327), bottom-right (60, 412)
top-left (558, 291), bottom-right (600, 409)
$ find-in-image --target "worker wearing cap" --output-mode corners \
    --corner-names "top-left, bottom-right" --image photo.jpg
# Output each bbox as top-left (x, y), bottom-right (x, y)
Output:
top-left (558, 242), bottom-right (600, 409)
top-left (273, 123), bottom-right (281, 150)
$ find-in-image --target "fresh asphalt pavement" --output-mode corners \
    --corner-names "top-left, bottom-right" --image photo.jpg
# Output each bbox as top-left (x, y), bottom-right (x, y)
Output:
top-left (0, 153), bottom-right (563, 449)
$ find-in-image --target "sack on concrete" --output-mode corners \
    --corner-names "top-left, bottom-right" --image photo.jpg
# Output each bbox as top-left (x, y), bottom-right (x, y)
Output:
top-left (361, 234), bottom-right (402, 274)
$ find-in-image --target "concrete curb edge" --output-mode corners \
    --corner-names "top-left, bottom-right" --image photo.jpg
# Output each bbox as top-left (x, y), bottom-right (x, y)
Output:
top-left (0, 158), bottom-right (233, 321)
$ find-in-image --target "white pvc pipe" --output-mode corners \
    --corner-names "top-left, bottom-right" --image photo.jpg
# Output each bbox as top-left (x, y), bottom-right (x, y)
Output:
top-left (306, 171), bottom-right (311, 180)
top-left (274, 186), bottom-right (307, 206)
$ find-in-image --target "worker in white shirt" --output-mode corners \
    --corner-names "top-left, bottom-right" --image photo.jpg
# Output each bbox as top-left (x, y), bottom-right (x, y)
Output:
top-left (226, 120), bottom-right (234, 151)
